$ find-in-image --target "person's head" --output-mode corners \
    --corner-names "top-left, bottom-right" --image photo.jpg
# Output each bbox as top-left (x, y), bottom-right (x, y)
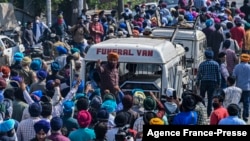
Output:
top-left (26, 21), bottom-right (33, 29)
top-left (227, 103), bottom-right (240, 116)
top-left (36, 69), bottom-right (48, 81)
top-left (93, 14), bottom-right (99, 22)
top-left (223, 40), bottom-right (231, 49)
top-left (50, 116), bottom-right (63, 131)
top-left (29, 102), bottom-right (42, 117)
top-left (234, 17), bottom-right (242, 26)
top-left (0, 65), bottom-right (10, 79)
top-left (227, 76), bottom-right (236, 86)
top-left (122, 94), bottom-right (133, 110)
top-left (14, 88), bottom-right (25, 101)
top-left (21, 56), bottom-right (32, 66)
top-left (56, 46), bottom-right (68, 55)
top-left (30, 90), bottom-right (43, 102)
top-left (114, 111), bottom-right (129, 127)
top-left (164, 88), bottom-right (176, 101)
top-left (181, 94), bottom-right (196, 112)
top-left (51, 61), bottom-right (60, 73)
top-left (149, 117), bottom-right (164, 125)
top-left (41, 102), bottom-right (52, 118)
top-left (76, 96), bottom-right (89, 111)
top-left (214, 23), bottom-right (221, 31)
top-left (35, 16), bottom-right (40, 23)
top-left (30, 59), bottom-right (42, 71)
top-left (63, 100), bottom-right (75, 117)
top-left (107, 52), bottom-right (119, 69)
top-left (96, 108), bottom-right (109, 122)
top-left (226, 22), bottom-right (234, 30)
top-left (78, 16), bottom-right (84, 25)
top-left (34, 120), bottom-right (50, 140)
top-left (225, 32), bottom-right (231, 39)
top-left (77, 110), bottom-right (92, 128)
top-left (218, 52), bottom-right (226, 63)
top-left (204, 50), bottom-right (214, 59)
top-left (212, 95), bottom-right (224, 109)
top-left (94, 122), bottom-right (108, 139)
top-left (3, 88), bottom-right (15, 101)
top-left (55, 35), bottom-right (61, 42)
top-left (143, 96), bottom-right (156, 111)
top-left (240, 53), bottom-right (250, 63)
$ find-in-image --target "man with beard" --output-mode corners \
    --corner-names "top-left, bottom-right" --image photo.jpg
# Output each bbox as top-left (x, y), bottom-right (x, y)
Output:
top-left (96, 52), bottom-right (119, 98)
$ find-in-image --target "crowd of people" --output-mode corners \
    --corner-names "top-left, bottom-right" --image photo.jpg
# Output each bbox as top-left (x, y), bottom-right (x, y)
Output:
top-left (0, 0), bottom-right (250, 141)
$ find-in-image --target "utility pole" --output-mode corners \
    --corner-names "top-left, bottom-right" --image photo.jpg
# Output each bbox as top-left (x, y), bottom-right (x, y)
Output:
top-left (78, 0), bottom-right (83, 16)
top-left (117, 0), bottom-right (124, 20)
top-left (46, 0), bottom-right (52, 27)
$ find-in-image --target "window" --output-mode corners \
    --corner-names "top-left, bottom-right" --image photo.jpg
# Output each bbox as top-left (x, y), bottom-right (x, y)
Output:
top-left (1, 38), bottom-right (16, 48)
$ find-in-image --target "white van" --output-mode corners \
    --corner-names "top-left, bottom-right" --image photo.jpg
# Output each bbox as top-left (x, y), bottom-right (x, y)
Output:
top-left (151, 27), bottom-right (206, 88)
top-left (0, 35), bottom-right (25, 64)
top-left (83, 37), bottom-right (188, 99)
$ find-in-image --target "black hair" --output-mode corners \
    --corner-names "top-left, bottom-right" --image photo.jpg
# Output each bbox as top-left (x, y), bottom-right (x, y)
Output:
top-left (94, 122), bottom-right (108, 139)
top-left (3, 88), bottom-right (15, 101)
top-left (212, 95), bottom-right (224, 103)
top-left (218, 52), bottom-right (226, 59)
top-left (225, 32), bottom-right (231, 38)
top-left (14, 88), bottom-right (26, 102)
top-left (41, 102), bottom-right (52, 117)
top-left (227, 103), bottom-right (240, 116)
top-left (227, 76), bottom-right (236, 85)
top-left (76, 97), bottom-right (89, 111)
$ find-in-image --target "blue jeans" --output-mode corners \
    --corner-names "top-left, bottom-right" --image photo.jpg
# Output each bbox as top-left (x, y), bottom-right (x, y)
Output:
top-left (241, 91), bottom-right (250, 120)
top-left (73, 42), bottom-right (84, 54)
top-left (199, 80), bottom-right (217, 117)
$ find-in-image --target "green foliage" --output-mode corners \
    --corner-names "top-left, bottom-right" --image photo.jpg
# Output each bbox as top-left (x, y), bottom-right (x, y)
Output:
top-left (0, 0), bottom-right (8, 2)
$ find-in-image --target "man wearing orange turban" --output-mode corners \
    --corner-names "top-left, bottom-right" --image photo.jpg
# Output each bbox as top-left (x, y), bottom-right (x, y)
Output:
top-left (97, 52), bottom-right (119, 97)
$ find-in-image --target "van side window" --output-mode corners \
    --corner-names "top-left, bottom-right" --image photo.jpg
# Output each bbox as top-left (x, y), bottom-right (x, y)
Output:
top-left (2, 38), bottom-right (15, 48)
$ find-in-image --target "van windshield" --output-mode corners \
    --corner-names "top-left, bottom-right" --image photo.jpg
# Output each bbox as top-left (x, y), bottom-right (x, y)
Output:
top-left (85, 61), bottom-right (162, 94)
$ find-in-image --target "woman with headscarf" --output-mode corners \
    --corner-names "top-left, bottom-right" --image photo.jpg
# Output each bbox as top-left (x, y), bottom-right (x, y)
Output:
top-left (31, 120), bottom-right (51, 141)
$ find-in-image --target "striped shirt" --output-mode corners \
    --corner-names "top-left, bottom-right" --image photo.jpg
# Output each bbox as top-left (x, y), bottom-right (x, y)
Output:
top-left (197, 60), bottom-right (221, 85)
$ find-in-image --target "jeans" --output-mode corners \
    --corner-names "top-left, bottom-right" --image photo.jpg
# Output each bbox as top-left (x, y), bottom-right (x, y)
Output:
top-left (73, 42), bottom-right (85, 54)
top-left (241, 91), bottom-right (250, 120)
top-left (199, 80), bottom-right (217, 117)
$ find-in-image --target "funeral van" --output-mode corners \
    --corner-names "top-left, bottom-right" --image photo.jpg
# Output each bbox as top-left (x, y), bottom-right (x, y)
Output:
top-left (82, 37), bottom-right (189, 99)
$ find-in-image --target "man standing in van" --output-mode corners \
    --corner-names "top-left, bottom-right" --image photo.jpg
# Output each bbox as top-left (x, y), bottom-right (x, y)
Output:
top-left (97, 52), bottom-right (119, 98)
top-left (196, 50), bottom-right (221, 117)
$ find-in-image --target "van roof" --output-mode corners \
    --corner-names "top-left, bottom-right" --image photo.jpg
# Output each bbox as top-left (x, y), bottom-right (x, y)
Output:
top-left (85, 38), bottom-right (185, 64)
top-left (151, 27), bottom-right (206, 41)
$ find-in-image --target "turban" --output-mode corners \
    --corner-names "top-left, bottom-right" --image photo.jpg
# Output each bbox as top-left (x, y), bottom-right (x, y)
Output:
top-left (34, 120), bottom-right (50, 134)
top-left (240, 54), bottom-right (250, 62)
top-left (149, 117), bottom-right (164, 125)
top-left (107, 52), bottom-right (119, 60)
top-left (77, 110), bottom-right (92, 128)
